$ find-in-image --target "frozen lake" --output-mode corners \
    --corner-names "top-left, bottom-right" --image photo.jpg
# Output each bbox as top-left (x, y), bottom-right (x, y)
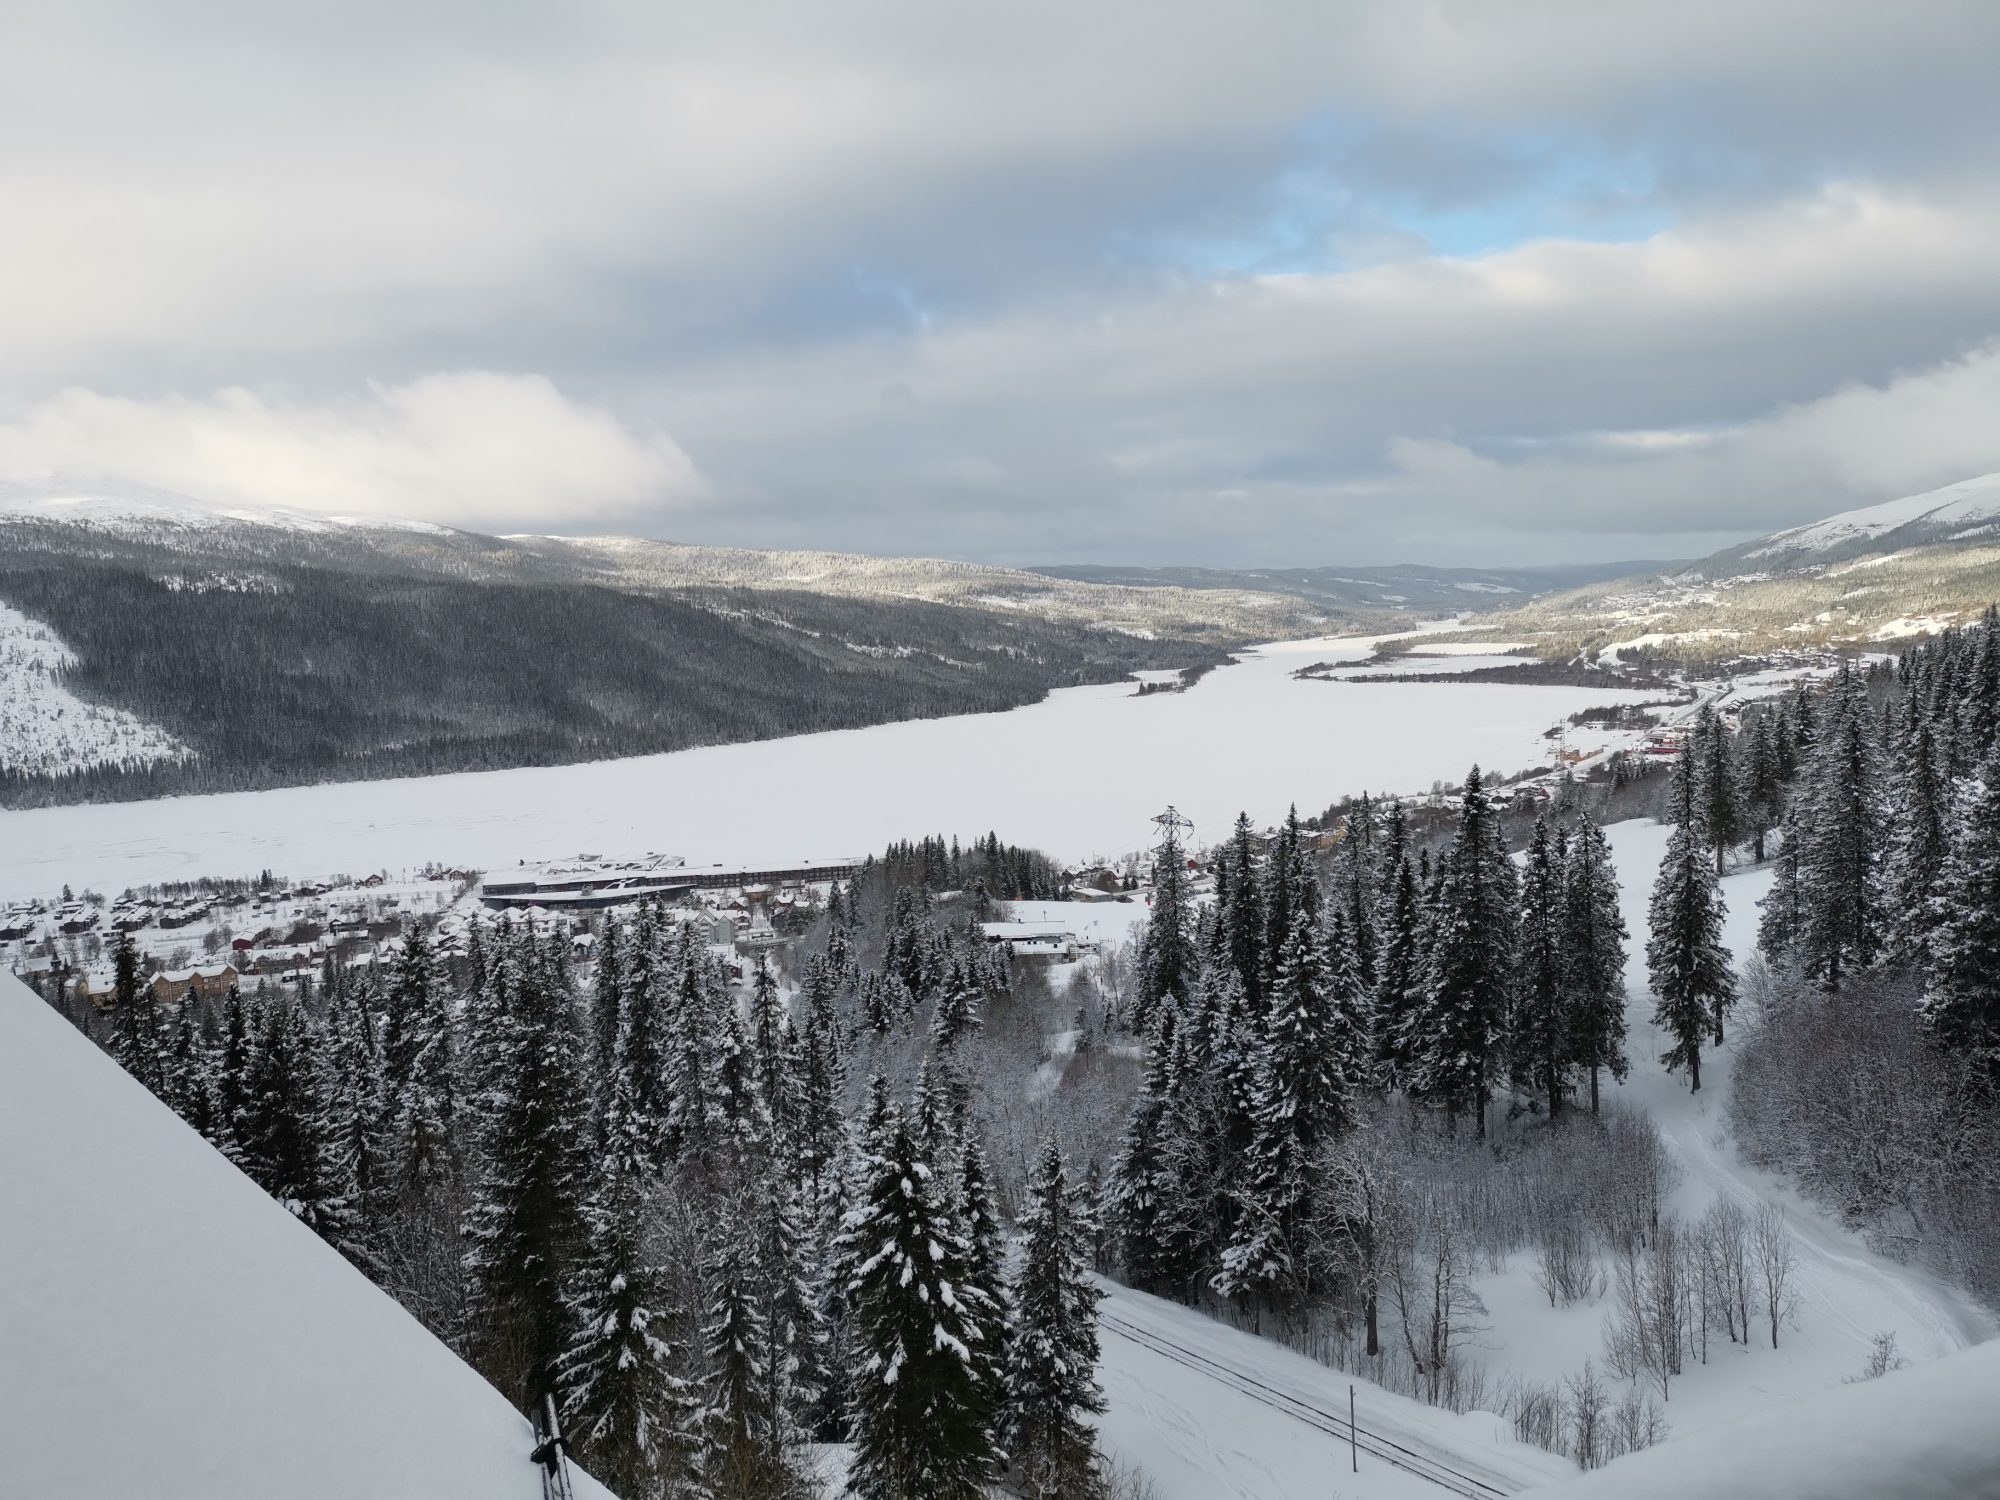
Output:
top-left (0, 633), bottom-right (1658, 899)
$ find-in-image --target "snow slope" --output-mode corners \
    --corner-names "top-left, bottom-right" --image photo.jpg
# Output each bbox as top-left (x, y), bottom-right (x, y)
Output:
top-left (1743, 471), bottom-right (2000, 562)
top-left (0, 634), bottom-right (1658, 902)
top-left (1094, 1279), bottom-right (1576, 1500)
top-left (0, 973), bottom-right (611, 1500)
top-left (0, 478), bottom-right (456, 537)
top-left (1536, 1336), bottom-right (2000, 1500)
top-left (0, 599), bottom-right (190, 775)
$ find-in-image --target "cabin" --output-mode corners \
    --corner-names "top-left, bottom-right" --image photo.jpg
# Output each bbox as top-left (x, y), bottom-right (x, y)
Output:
top-left (148, 964), bottom-right (239, 1002)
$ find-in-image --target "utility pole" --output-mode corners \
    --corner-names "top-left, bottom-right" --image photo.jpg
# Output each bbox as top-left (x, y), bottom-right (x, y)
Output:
top-left (1350, 1384), bottom-right (1358, 1474)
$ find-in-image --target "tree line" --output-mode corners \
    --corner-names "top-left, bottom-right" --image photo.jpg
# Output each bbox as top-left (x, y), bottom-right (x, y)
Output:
top-left (45, 866), bottom-right (1118, 1500)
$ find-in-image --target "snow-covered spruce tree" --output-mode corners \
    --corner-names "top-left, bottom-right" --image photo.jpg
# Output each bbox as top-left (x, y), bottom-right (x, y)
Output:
top-left (1108, 1009), bottom-right (1182, 1297)
top-left (557, 1168), bottom-right (700, 1500)
top-left (389, 945), bottom-right (459, 1196)
top-left (1217, 895), bottom-right (1364, 1304)
top-left (1922, 749), bottom-right (2000, 1081)
top-left (1795, 662), bottom-right (1887, 989)
top-left (1000, 1142), bottom-right (1107, 1500)
top-left (699, 1203), bottom-right (796, 1500)
top-left (957, 1139), bottom-right (1011, 1448)
top-left (748, 955), bottom-right (799, 1152)
top-left (236, 993), bottom-right (364, 1260)
top-left (1133, 809), bottom-right (1199, 1034)
top-left (1562, 813), bottom-right (1629, 1114)
top-left (1692, 702), bottom-right (1739, 874)
top-left (601, 920), bottom-right (676, 1181)
top-left (320, 980), bottom-right (393, 1230)
top-left (1735, 711), bottom-right (1786, 863)
top-left (793, 965), bottom-right (850, 1228)
top-left (1216, 811), bottom-right (1267, 1005)
top-left (1886, 694), bottom-right (1952, 966)
top-left (589, 903), bottom-right (628, 1075)
top-left (1403, 766), bottom-right (1518, 1137)
top-left (1371, 842), bottom-right (1425, 1093)
top-left (1647, 763), bottom-right (1735, 1092)
top-left (839, 1115), bottom-right (998, 1500)
top-left (462, 923), bottom-right (596, 1409)
top-left (164, 988), bottom-right (221, 1141)
top-left (212, 981), bottom-right (254, 1161)
top-left (1510, 814), bottom-right (1573, 1117)
top-left (108, 930), bottom-right (167, 1096)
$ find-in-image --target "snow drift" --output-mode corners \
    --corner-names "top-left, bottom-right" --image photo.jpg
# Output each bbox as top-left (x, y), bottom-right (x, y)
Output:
top-left (1535, 1335), bottom-right (2000, 1499)
top-left (0, 973), bottom-right (608, 1500)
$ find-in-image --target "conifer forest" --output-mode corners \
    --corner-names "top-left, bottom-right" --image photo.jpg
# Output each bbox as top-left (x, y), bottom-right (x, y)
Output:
top-left (32, 614), bottom-right (2000, 1498)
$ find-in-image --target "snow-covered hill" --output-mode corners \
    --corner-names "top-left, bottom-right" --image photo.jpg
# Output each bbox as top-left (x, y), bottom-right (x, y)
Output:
top-left (0, 972), bottom-right (611, 1500)
top-left (1739, 471), bottom-right (2000, 568)
top-left (1536, 1337), bottom-right (2000, 1499)
top-left (0, 599), bottom-right (189, 776)
top-left (0, 478), bottom-right (458, 538)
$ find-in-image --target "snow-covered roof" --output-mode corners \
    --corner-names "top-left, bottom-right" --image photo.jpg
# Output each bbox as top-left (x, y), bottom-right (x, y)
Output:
top-left (0, 974), bottom-right (610, 1500)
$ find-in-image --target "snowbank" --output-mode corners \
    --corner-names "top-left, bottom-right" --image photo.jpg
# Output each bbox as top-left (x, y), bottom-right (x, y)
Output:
top-left (0, 973), bottom-right (609, 1500)
top-left (1535, 1337), bottom-right (2000, 1499)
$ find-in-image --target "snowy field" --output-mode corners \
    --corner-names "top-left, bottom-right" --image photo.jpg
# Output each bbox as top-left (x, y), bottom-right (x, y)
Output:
top-left (0, 633), bottom-right (1659, 901)
top-left (1086, 820), bottom-right (1998, 1499)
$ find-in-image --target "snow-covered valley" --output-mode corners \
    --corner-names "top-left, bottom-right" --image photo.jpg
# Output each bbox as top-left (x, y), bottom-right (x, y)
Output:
top-left (0, 631), bottom-right (1659, 903)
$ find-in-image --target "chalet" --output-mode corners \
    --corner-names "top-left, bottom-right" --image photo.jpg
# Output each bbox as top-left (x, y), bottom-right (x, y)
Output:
top-left (148, 964), bottom-right (239, 1002)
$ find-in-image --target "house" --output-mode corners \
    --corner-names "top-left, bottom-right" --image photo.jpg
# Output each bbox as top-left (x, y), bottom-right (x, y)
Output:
top-left (148, 964), bottom-right (239, 1002)
top-left (979, 921), bottom-right (1082, 962)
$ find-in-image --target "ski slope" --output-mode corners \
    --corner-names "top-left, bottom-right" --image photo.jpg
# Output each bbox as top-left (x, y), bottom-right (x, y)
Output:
top-left (0, 633), bottom-right (1659, 902)
top-left (0, 972), bottom-right (610, 1500)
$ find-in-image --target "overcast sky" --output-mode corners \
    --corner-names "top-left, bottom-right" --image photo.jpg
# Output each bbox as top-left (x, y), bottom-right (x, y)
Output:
top-left (4, 1), bottom-right (2000, 567)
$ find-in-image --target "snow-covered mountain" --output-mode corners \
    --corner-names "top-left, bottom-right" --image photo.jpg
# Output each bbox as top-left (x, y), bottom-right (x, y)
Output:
top-left (1454, 473), bottom-right (2000, 662)
top-left (1729, 471), bottom-right (2000, 570)
top-left (0, 477), bottom-right (458, 539)
top-left (0, 972), bottom-right (611, 1500)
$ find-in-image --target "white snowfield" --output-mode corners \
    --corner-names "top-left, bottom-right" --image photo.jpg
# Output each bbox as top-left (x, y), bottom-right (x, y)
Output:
top-left (0, 634), bottom-right (1658, 902)
top-left (1535, 1338), bottom-right (2000, 1500)
top-left (1747, 470), bottom-right (2000, 560)
top-left (0, 972), bottom-right (611, 1500)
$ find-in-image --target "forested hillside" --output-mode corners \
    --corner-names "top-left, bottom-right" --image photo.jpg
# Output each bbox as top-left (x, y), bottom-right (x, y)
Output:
top-left (0, 557), bottom-right (1213, 807)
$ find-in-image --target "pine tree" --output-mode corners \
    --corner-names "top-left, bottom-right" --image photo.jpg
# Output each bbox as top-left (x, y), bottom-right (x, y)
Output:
top-left (1217, 811), bottom-right (1266, 1003)
top-left (558, 1169), bottom-right (700, 1499)
top-left (589, 908), bottom-right (626, 1074)
top-left (1563, 814), bottom-right (1630, 1113)
top-left (321, 982), bottom-right (392, 1228)
top-left (1000, 1142), bottom-right (1107, 1500)
top-left (463, 923), bottom-right (597, 1408)
top-left (1922, 750), bottom-right (2000, 1080)
top-left (1647, 764), bottom-right (1735, 1093)
top-left (213, 982), bottom-right (254, 1160)
top-left (1735, 711), bottom-right (1785, 863)
top-left (839, 1115), bottom-right (997, 1500)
